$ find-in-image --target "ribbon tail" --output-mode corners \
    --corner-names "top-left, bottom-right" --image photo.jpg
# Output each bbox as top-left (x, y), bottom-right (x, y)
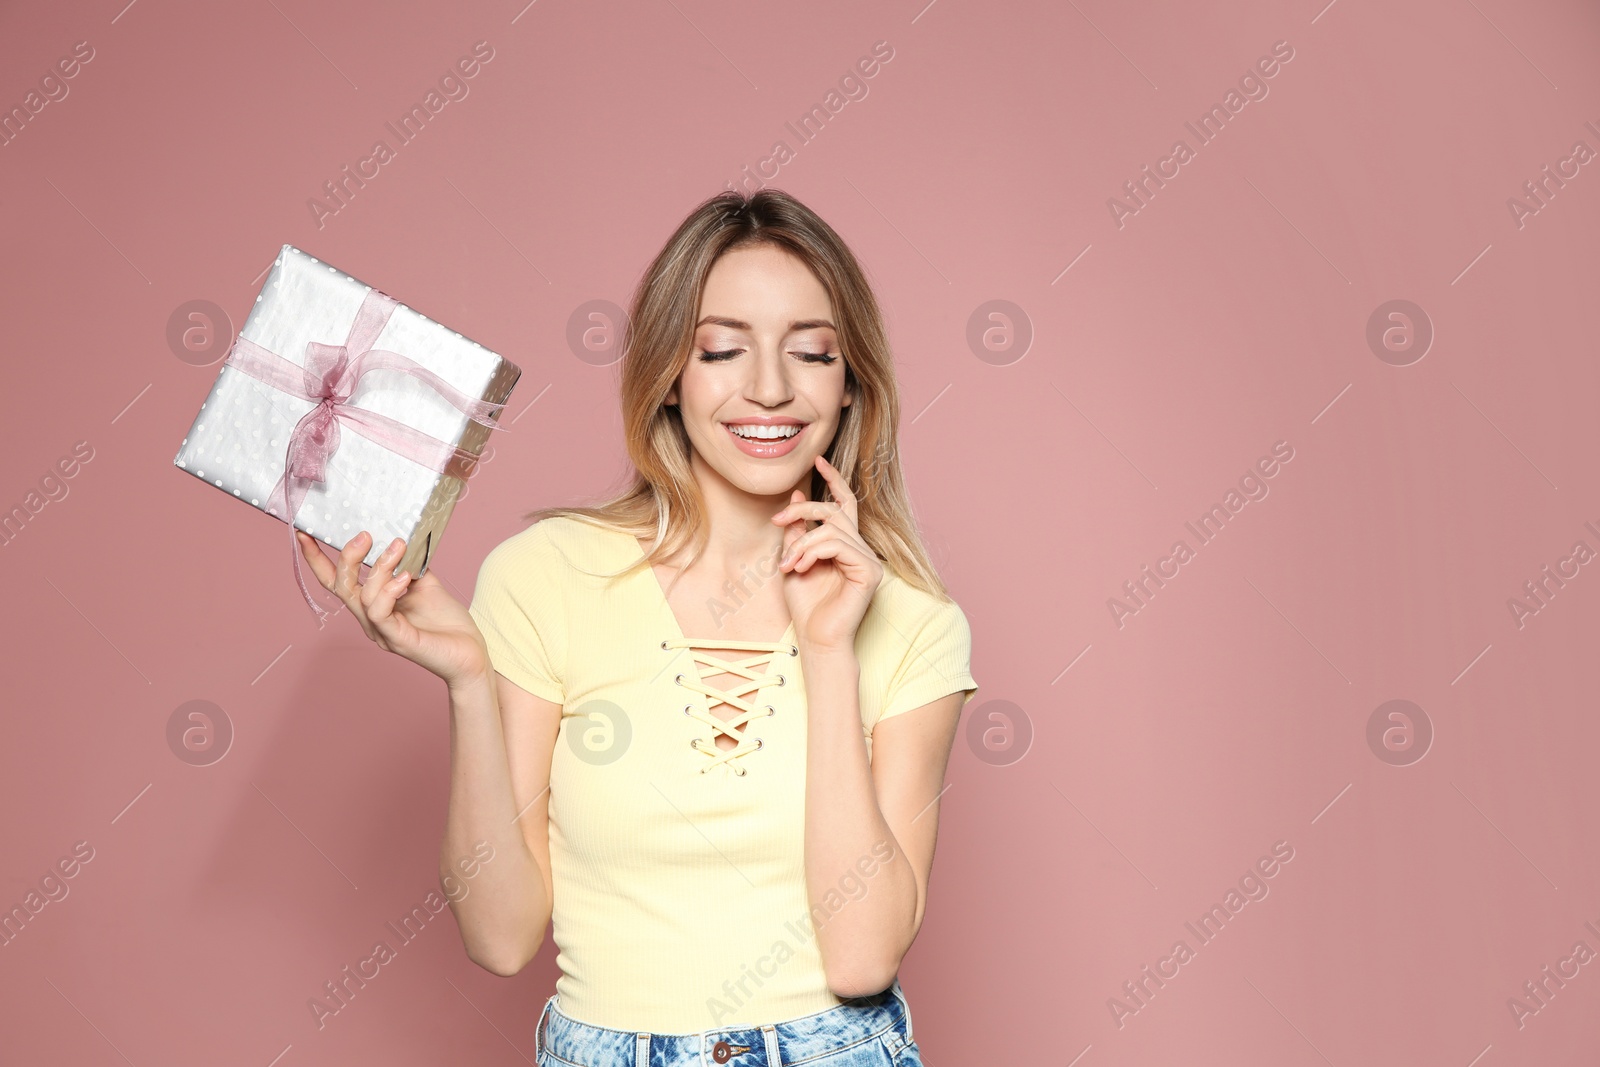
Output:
top-left (291, 519), bottom-right (340, 626)
top-left (271, 439), bottom-right (345, 626)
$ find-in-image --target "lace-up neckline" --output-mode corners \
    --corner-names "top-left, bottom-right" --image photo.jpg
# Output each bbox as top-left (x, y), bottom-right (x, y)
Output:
top-left (636, 535), bottom-right (800, 777)
top-left (663, 637), bottom-right (798, 775)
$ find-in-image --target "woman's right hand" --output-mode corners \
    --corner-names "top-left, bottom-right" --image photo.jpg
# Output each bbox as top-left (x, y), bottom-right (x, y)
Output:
top-left (297, 529), bottom-right (490, 689)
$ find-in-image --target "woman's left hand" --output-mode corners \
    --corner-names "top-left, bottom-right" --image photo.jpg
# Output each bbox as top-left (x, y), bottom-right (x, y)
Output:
top-left (772, 454), bottom-right (884, 654)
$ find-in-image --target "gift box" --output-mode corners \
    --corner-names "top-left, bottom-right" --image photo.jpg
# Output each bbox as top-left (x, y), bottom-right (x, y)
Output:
top-left (173, 244), bottom-right (521, 622)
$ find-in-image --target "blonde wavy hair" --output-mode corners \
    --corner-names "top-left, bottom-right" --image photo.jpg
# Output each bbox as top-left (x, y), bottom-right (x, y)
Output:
top-left (523, 187), bottom-right (951, 600)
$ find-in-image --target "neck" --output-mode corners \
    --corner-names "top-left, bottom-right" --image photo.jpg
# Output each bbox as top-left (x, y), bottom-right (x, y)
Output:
top-left (683, 449), bottom-right (808, 573)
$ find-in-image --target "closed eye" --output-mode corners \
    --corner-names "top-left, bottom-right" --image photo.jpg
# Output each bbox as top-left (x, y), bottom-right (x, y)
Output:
top-left (696, 349), bottom-right (838, 364)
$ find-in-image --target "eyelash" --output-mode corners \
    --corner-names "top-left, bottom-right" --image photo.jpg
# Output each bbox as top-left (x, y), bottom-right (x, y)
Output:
top-left (698, 349), bottom-right (838, 364)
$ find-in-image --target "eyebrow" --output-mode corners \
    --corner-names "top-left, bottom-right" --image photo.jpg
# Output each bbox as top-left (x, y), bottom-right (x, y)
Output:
top-left (695, 316), bottom-right (837, 332)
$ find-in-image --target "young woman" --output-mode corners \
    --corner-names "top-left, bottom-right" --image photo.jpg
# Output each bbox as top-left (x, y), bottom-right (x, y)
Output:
top-left (296, 188), bottom-right (978, 1066)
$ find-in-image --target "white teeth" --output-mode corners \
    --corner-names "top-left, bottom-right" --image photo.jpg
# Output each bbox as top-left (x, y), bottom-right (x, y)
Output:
top-left (728, 424), bottom-right (801, 440)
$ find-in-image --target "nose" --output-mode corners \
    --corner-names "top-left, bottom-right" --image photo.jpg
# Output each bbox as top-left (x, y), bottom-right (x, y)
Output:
top-left (744, 345), bottom-right (793, 408)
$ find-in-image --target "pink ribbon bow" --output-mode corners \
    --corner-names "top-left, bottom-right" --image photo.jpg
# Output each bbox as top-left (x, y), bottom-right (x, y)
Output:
top-left (221, 287), bottom-right (508, 623)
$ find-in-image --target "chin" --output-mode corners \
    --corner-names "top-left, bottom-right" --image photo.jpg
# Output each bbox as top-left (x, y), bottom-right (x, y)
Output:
top-left (733, 466), bottom-right (809, 494)
top-left (711, 454), bottom-right (801, 487)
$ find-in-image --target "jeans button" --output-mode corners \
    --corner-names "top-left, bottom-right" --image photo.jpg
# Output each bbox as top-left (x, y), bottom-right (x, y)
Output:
top-left (712, 1040), bottom-right (732, 1063)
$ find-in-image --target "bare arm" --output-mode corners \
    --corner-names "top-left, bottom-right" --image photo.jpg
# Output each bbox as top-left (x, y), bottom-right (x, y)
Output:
top-left (803, 647), bottom-right (962, 997)
top-left (294, 529), bottom-right (562, 977)
top-left (771, 457), bottom-right (968, 998)
top-left (439, 669), bottom-right (562, 976)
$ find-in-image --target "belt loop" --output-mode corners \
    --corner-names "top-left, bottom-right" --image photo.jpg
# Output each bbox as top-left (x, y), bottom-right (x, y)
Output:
top-left (761, 1022), bottom-right (781, 1064)
top-left (535, 994), bottom-right (556, 1059)
top-left (635, 1031), bottom-right (650, 1067)
top-left (890, 979), bottom-right (913, 1043)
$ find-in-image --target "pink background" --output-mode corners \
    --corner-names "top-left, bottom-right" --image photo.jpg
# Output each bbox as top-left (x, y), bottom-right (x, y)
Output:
top-left (2, 0), bottom-right (1598, 1063)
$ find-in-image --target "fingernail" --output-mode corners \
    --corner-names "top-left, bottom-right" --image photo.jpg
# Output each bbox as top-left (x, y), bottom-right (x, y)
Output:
top-left (389, 538), bottom-right (403, 553)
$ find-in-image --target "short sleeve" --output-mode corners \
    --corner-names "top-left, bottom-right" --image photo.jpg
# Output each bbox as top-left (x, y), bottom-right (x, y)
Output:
top-left (466, 525), bottom-right (567, 705)
top-left (878, 596), bottom-right (978, 724)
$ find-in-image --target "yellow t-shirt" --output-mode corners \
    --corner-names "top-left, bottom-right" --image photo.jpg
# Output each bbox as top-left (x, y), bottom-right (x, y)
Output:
top-left (466, 514), bottom-right (978, 1033)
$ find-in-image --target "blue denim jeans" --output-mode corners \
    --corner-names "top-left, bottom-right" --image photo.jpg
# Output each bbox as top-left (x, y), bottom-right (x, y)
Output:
top-left (533, 979), bottom-right (923, 1066)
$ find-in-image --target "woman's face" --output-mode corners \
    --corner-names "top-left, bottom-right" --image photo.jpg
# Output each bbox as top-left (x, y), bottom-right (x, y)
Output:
top-left (666, 242), bottom-right (852, 499)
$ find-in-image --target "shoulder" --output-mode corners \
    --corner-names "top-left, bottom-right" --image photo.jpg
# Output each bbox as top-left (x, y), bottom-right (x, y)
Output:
top-left (479, 514), bottom-right (628, 577)
top-left (873, 569), bottom-right (969, 626)
top-left (862, 570), bottom-right (972, 653)
top-left (859, 570), bottom-right (977, 726)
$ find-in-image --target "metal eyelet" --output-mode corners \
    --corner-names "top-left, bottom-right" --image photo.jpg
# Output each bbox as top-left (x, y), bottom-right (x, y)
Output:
top-left (689, 737), bottom-right (700, 750)
top-left (661, 640), bottom-right (670, 650)
top-left (751, 738), bottom-right (764, 751)
top-left (733, 765), bottom-right (747, 776)
top-left (764, 705), bottom-right (775, 717)
top-left (674, 673), bottom-right (684, 686)
top-left (788, 644), bottom-right (798, 656)
top-left (683, 704), bottom-right (695, 716)
top-left (774, 674), bottom-right (786, 686)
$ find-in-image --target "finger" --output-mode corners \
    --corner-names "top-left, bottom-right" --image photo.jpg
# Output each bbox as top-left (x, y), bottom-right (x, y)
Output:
top-left (360, 537), bottom-right (409, 613)
top-left (359, 536), bottom-right (406, 609)
top-left (335, 534), bottom-right (392, 644)
top-left (780, 489), bottom-right (808, 560)
top-left (783, 521), bottom-right (842, 571)
top-left (813, 455), bottom-right (859, 525)
top-left (296, 530), bottom-right (338, 591)
top-left (333, 531), bottom-right (375, 600)
top-left (365, 568), bottom-right (415, 630)
top-left (770, 500), bottom-right (845, 526)
top-left (789, 536), bottom-right (882, 593)
top-left (788, 532), bottom-right (855, 574)
top-left (775, 502), bottom-right (871, 564)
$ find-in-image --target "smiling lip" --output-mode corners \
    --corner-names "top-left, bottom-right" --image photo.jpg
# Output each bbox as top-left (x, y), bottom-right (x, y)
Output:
top-left (723, 418), bottom-right (807, 458)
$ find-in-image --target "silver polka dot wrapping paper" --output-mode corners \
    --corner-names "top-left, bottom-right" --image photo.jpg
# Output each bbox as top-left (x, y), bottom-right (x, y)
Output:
top-left (172, 244), bottom-right (522, 585)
